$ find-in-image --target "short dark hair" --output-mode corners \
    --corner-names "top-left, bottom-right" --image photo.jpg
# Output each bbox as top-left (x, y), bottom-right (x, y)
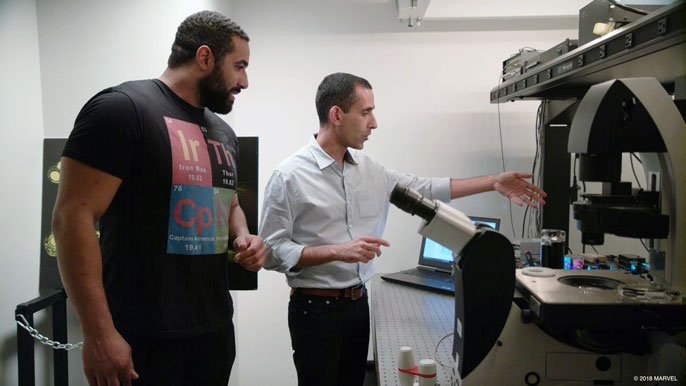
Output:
top-left (167, 11), bottom-right (249, 68)
top-left (315, 73), bottom-right (372, 124)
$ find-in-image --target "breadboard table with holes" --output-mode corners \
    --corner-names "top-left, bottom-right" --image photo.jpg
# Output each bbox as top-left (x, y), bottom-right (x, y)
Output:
top-left (370, 275), bottom-right (454, 385)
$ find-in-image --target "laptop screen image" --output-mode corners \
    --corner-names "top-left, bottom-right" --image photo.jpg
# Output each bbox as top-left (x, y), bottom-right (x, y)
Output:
top-left (469, 216), bottom-right (500, 232)
top-left (418, 216), bottom-right (501, 271)
top-left (422, 238), bottom-right (454, 264)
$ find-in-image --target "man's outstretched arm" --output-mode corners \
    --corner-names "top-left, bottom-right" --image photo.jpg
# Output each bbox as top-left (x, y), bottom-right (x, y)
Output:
top-left (449, 171), bottom-right (546, 207)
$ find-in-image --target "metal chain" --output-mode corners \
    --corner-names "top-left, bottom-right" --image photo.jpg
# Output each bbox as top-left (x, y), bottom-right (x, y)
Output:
top-left (15, 314), bottom-right (83, 351)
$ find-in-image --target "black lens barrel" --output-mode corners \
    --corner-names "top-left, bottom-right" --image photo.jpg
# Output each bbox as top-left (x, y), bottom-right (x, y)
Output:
top-left (390, 184), bottom-right (438, 222)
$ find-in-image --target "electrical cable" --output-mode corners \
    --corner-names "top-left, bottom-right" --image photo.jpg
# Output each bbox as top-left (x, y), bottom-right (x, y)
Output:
top-left (639, 238), bottom-right (650, 252)
top-left (571, 153), bottom-right (581, 208)
top-left (535, 102), bottom-right (545, 236)
top-left (521, 102), bottom-right (543, 239)
top-left (524, 101), bottom-right (545, 239)
top-left (631, 152), bottom-right (643, 164)
top-left (638, 307), bottom-right (675, 334)
top-left (608, 0), bottom-right (648, 15)
top-left (496, 70), bottom-right (517, 239)
top-left (630, 153), bottom-right (643, 189)
top-left (434, 332), bottom-right (454, 368)
top-left (591, 245), bottom-right (599, 254)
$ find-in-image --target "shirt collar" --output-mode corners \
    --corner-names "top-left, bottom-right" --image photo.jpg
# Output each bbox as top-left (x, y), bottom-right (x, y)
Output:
top-left (308, 134), bottom-right (358, 170)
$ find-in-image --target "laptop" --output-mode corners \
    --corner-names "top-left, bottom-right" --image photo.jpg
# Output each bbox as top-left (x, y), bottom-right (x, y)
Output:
top-left (380, 216), bottom-right (500, 294)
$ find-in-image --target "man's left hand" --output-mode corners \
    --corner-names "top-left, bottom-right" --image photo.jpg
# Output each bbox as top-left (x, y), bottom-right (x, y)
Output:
top-left (233, 234), bottom-right (267, 272)
top-left (494, 171), bottom-right (546, 207)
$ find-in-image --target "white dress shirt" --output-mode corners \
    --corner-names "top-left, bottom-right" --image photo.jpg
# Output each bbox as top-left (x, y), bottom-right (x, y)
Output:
top-left (259, 135), bottom-right (451, 289)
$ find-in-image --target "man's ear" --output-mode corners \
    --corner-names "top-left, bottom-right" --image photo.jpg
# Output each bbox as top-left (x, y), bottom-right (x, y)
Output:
top-left (328, 106), bottom-right (342, 125)
top-left (195, 45), bottom-right (214, 72)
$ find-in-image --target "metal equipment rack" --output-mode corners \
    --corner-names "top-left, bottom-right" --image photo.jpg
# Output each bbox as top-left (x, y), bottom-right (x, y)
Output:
top-left (488, 2), bottom-right (686, 236)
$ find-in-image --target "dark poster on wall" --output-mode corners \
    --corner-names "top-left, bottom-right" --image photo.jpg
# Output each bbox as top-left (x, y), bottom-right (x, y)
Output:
top-left (38, 137), bottom-right (259, 292)
top-left (38, 138), bottom-right (67, 293)
top-left (228, 137), bottom-right (259, 290)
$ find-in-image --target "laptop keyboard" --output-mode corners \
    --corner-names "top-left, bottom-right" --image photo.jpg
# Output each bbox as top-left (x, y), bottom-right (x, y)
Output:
top-left (405, 268), bottom-right (452, 281)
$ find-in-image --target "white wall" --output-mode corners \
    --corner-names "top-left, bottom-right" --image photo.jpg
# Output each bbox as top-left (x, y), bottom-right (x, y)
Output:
top-left (36, 0), bottom-right (231, 138)
top-left (0, 0), bottom-right (651, 385)
top-left (0, 0), bottom-right (48, 384)
top-left (1, 1), bottom-right (239, 385)
top-left (227, 1), bottom-right (584, 385)
top-left (425, 0), bottom-right (589, 18)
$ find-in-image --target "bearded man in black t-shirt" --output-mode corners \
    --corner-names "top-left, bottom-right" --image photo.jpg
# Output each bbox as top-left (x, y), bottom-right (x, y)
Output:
top-left (52, 11), bottom-right (265, 386)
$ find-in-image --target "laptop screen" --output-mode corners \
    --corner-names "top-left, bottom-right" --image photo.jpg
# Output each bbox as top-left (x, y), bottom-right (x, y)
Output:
top-left (422, 238), bottom-right (454, 264)
top-left (418, 216), bottom-right (500, 270)
top-left (468, 216), bottom-right (500, 231)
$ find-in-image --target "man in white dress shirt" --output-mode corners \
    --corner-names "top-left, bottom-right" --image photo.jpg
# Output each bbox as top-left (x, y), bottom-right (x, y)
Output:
top-left (259, 72), bottom-right (545, 386)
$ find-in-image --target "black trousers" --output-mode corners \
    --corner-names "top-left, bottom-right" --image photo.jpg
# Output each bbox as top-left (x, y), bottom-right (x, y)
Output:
top-left (288, 290), bottom-right (370, 386)
top-left (123, 321), bottom-right (236, 386)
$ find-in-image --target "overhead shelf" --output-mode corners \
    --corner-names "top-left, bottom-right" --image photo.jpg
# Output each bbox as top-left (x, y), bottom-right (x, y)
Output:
top-left (489, 1), bottom-right (686, 103)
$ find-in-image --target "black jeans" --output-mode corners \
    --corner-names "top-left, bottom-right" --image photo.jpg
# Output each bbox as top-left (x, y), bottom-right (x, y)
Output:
top-left (288, 290), bottom-right (370, 386)
top-left (123, 321), bottom-right (236, 386)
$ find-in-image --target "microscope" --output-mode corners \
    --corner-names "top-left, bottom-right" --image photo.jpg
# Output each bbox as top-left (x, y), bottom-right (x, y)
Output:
top-left (390, 184), bottom-right (516, 383)
top-left (391, 78), bottom-right (686, 384)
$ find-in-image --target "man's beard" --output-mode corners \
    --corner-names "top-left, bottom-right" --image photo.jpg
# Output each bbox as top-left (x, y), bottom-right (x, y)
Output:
top-left (198, 65), bottom-right (235, 114)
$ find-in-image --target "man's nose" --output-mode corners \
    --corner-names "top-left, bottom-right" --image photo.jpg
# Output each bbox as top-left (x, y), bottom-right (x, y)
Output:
top-left (239, 72), bottom-right (249, 89)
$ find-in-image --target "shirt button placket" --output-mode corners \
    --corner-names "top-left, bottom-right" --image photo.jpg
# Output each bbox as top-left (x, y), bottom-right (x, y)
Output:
top-left (343, 176), bottom-right (354, 238)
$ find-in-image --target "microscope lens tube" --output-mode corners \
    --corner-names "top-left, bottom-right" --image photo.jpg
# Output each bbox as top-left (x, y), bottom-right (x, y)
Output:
top-left (390, 184), bottom-right (438, 222)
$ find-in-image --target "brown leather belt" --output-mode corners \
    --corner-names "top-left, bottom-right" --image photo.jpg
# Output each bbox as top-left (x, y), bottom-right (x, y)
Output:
top-left (291, 285), bottom-right (365, 300)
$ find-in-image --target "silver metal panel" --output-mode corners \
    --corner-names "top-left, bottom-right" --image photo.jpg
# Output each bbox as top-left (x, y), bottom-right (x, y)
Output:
top-left (371, 275), bottom-right (454, 385)
top-left (516, 269), bottom-right (677, 304)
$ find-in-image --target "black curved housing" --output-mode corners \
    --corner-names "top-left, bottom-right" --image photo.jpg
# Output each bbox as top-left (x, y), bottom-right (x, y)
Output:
top-left (453, 230), bottom-right (515, 378)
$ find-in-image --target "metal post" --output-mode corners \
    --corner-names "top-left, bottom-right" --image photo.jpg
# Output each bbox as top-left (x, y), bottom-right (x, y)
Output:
top-left (16, 310), bottom-right (35, 386)
top-left (52, 298), bottom-right (68, 386)
top-left (15, 289), bottom-right (69, 386)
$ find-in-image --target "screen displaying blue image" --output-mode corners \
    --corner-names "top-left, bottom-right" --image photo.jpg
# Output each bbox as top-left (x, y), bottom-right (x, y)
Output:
top-left (474, 220), bottom-right (498, 230)
top-left (422, 238), bottom-right (454, 263)
top-left (422, 218), bottom-right (500, 263)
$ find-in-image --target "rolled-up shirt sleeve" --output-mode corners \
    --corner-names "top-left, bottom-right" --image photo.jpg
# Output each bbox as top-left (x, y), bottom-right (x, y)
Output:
top-left (259, 171), bottom-right (305, 275)
top-left (384, 168), bottom-right (451, 203)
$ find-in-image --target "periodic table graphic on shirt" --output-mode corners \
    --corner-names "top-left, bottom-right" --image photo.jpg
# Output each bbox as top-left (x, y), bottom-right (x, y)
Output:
top-left (165, 116), bottom-right (236, 255)
top-left (39, 136), bottom-right (258, 292)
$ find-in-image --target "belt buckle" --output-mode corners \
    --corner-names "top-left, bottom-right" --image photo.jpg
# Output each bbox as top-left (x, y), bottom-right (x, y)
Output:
top-left (349, 284), bottom-right (364, 300)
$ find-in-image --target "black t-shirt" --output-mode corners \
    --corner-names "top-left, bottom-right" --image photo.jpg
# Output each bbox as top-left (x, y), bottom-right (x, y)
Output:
top-left (63, 79), bottom-right (239, 338)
